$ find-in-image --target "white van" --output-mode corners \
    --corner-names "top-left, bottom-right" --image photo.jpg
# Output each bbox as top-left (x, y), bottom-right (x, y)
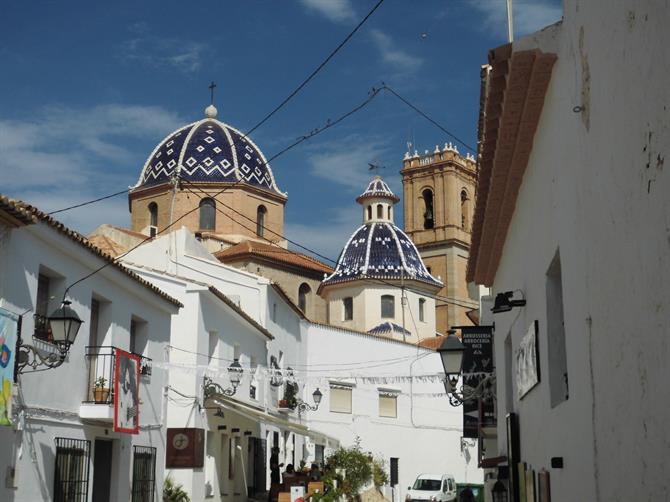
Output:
top-left (405, 474), bottom-right (457, 502)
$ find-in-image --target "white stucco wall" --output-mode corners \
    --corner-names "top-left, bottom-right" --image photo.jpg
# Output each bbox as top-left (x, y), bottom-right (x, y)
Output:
top-left (304, 323), bottom-right (483, 498)
top-left (486, 2), bottom-right (670, 500)
top-left (0, 219), bottom-right (176, 502)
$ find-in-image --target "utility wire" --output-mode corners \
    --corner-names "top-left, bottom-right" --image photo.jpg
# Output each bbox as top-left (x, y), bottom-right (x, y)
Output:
top-left (382, 85), bottom-right (476, 154)
top-left (180, 181), bottom-right (475, 310)
top-left (48, 189), bottom-right (129, 215)
top-left (246, 0), bottom-right (386, 136)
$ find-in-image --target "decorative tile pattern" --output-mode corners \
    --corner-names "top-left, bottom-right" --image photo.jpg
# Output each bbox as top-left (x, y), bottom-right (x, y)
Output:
top-left (136, 119), bottom-right (283, 195)
top-left (322, 222), bottom-right (441, 287)
top-left (356, 177), bottom-right (400, 203)
top-left (368, 321), bottom-right (411, 336)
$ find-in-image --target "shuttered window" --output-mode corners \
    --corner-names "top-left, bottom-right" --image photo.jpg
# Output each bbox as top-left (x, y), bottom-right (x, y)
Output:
top-left (329, 385), bottom-right (352, 414)
top-left (379, 393), bottom-right (397, 418)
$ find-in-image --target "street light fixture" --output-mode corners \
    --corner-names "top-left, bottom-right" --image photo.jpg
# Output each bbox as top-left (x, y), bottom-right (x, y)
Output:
top-left (491, 291), bottom-right (526, 314)
top-left (203, 359), bottom-right (244, 398)
top-left (17, 300), bottom-right (84, 373)
top-left (295, 388), bottom-right (323, 414)
top-left (437, 328), bottom-right (496, 407)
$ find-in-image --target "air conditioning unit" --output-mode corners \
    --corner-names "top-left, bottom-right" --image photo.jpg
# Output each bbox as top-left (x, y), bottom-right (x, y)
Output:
top-left (149, 226), bottom-right (158, 238)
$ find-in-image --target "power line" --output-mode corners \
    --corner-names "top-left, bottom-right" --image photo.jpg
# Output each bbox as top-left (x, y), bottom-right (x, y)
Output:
top-left (180, 181), bottom-right (475, 310)
top-left (48, 189), bottom-right (129, 215)
top-left (381, 85), bottom-right (476, 154)
top-left (246, 0), bottom-right (386, 136)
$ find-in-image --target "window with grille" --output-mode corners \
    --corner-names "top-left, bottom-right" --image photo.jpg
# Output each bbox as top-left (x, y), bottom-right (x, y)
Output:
top-left (378, 392), bottom-right (398, 418)
top-left (342, 297), bottom-right (353, 321)
top-left (381, 295), bottom-right (395, 319)
top-left (131, 446), bottom-right (157, 502)
top-left (329, 384), bottom-right (352, 414)
top-left (199, 198), bottom-right (216, 230)
top-left (54, 437), bottom-right (91, 502)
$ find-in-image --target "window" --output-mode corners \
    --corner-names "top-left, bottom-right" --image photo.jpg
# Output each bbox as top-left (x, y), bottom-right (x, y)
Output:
top-left (54, 437), bottom-right (91, 502)
top-left (547, 250), bottom-right (569, 407)
top-left (376, 204), bottom-right (383, 218)
top-left (460, 190), bottom-right (469, 231)
top-left (381, 295), bottom-right (395, 319)
top-left (367, 205), bottom-right (372, 220)
top-left (298, 283), bottom-right (311, 313)
top-left (315, 445), bottom-right (325, 467)
top-left (148, 202), bottom-right (158, 228)
top-left (387, 206), bottom-right (392, 220)
top-left (131, 446), bottom-right (156, 502)
top-left (378, 392), bottom-right (397, 418)
top-left (256, 205), bottom-right (267, 237)
top-left (343, 297), bottom-right (353, 321)
top-left (329, 384), bottom-right (352, 414)
top-left (199, 198), bottom-right (216, 230)
top-left (422, 189), bottom-right (434, 229)
top-left (390, 458), bottom-right (399, 486)
top-left (89, 299), bottom-right (100, 347)
top-left (35, 273), bottom-right (52, 341)
top-left (419, 298), bottom-right (426, 322)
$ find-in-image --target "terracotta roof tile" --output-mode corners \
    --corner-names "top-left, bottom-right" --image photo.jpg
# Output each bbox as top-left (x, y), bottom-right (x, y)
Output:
top-left (417, 336), bottom-right (445, 350)
top-left (215, 240), bottom-right (333, 275)
top-left (0, 195), bottom-right (182, 308)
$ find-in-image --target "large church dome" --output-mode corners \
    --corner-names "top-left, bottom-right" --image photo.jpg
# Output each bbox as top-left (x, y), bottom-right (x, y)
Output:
top-left (322, 176), bottom-right (442, 289)
top-left (133, 105), bottom-right (284, 196)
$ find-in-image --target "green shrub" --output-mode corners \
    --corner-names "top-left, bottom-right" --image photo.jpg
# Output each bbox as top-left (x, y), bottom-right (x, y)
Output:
top-left (323, 438), bottom-right (374, 501)
top-left (163, 476), bottom-right (190, 502)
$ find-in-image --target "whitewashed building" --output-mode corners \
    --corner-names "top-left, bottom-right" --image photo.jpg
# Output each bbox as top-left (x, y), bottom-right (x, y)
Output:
top-left (467, 1), bottom-right (670, 500)
top-left (0, 196), bottom-right (180, 502)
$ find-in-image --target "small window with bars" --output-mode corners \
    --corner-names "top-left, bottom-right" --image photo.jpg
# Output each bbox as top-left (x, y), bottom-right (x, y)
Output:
top-left (132, 446), bottom-right (157, 502)
top-left (54, 437), bottom-right (91, 502)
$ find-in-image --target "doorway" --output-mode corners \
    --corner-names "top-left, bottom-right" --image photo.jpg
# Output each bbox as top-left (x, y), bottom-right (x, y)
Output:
top-left (92, 440), bottom-right (113, 502)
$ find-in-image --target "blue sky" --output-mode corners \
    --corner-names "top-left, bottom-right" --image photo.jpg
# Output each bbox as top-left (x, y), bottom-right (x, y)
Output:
top-left (0, 0), bottom-right (561, 261)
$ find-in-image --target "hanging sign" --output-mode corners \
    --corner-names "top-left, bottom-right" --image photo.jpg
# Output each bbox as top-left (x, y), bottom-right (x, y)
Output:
top-left (460, 325), bottom-right (494, 438)
top-left (0, 308), bottom-right (19, 426)
top-left (166, 428), bottom-right (205, 468)
top-left (114, 349), bottom-right (140, 434)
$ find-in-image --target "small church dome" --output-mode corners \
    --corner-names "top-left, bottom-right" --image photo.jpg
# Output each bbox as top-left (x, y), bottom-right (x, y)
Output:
top-left (322, 176), bottom-right (441, 288)
top-left (133, 109), bottom-right (284, 196)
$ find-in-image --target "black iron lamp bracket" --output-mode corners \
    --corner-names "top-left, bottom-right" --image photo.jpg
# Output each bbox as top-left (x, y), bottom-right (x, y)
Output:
top-left (203, 376), bottom-right (238, 399)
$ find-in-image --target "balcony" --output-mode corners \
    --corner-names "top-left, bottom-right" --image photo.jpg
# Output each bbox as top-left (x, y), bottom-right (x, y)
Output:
top-left (79, 346), bottom-right (151, 423)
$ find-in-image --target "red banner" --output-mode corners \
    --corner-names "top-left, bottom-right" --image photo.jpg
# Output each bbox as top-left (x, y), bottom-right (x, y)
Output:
top-left (114, 349), bottom-right (140, 434)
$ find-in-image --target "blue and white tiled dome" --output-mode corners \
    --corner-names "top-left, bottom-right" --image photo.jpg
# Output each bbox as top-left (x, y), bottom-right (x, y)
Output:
top-left (134, 106), bottom-right (284, 196)
top-left (322, 177), bottom-right (441, 288)
top-left (356, 176), bottom-right (400, 203)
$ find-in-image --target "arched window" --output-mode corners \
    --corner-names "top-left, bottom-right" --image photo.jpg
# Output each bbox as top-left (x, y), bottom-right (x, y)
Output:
top-left (148, 202), bottom-right (158, 227)
top-left (298, 283), bottom-right (311, 313)
top-left (381, 295), bottom-right (395, 318)
top-left (461, 190), bottom-right (469, 231)
top-left (199, 198), bottom-right (216, 230)
top-left (422, 189), bottom-right (434, 229)
top-left (387, 206), bottom-right (392, 220)
top-left (256, 205), bottom-right (267, 237)
top-left (376, 204), bottom-right (383, 219)
top-left (367, 205), bottom-right (372, 220)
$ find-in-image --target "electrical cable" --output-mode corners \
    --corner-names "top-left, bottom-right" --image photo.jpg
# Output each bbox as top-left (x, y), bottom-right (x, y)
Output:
top-left (48, 189), bottom-right (129, 215)
top-left (246, 0), bottom-right (386, 136)
top-left (381, 85), bottom-right (476, 154)
top-left (180, 181), bottom-right (476, 310)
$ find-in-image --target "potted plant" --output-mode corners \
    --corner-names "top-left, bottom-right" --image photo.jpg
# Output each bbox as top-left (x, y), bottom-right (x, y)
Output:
top-left (93, 376), bottom-right (110, 403)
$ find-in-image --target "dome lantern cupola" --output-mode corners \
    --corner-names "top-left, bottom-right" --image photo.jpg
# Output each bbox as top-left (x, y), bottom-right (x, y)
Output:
top-left (356, 176), bottom-right (399, 224)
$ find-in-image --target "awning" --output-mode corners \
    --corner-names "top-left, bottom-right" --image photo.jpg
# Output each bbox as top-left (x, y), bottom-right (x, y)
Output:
top-left (210, 395), bottom-right (340, 447)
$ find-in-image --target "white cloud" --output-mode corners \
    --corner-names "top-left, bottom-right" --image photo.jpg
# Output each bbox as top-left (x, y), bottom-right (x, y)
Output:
top-left (303, 134), bottom-right (397, 191)
top-left (0, 103), bottom-right (183, 233)
top-left (467, 0), bottom-right (562, 37)
top-left (299, 0), bottom-right (356, 23)
top-left (285, 204), bottom-right (362, 262)
top-left (370, 29), bottom-right (424, 73)
top-left (119, 27), bottom-right (206, 73)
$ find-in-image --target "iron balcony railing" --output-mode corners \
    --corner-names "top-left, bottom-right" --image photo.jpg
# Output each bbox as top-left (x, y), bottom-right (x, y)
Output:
top-left (84, 346), bottom-right (152, 404)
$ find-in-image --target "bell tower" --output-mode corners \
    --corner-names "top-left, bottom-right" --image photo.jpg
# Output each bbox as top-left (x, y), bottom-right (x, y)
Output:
top-left (400, 144), bottom-right (479, 332)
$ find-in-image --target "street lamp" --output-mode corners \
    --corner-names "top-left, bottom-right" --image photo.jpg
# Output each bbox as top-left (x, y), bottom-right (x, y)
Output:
top-left (491, 291), bottom-right (526, 314)
top-left (203, 359), bottom-right (244, 398)
top-left (491, 480), bottom-right (508, 502)
top-left (295, 388), bottom-right (323, 414)
top-left (437, 328), bottom-right (496, 407)
top-left (17, 300), bottom-right (84, 373)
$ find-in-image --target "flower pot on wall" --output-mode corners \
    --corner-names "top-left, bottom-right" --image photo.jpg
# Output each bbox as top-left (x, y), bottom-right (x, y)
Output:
top-left (278, 399), bottom-right (289, 408)
top-left (94, 387), bottom-right (110, 403)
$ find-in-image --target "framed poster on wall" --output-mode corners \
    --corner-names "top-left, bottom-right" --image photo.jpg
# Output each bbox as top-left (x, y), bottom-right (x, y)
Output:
top-left (516, 321), bottom-right (540, 399)
top-left (114, 349), bottom-right (140, 434)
